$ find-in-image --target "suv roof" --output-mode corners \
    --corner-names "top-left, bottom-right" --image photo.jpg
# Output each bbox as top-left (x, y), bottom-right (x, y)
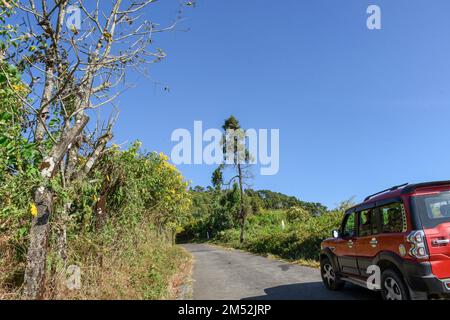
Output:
top-left (346, 180), bottom-right (450, 214)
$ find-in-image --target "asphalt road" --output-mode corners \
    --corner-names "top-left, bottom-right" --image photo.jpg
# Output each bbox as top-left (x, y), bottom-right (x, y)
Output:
top-left (182, 243), bottom-right (379, 300)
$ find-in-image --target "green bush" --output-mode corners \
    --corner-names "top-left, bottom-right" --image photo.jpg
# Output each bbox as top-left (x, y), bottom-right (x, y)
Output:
top-left (286, 206), bottom-right (311, 223)
top-left (213, 209), bottom-right (343, 263)
top-left (0, 141), bottom-right (192, 298)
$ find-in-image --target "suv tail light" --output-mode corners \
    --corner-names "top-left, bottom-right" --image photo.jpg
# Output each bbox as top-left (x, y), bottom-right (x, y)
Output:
top-left (407, 230), bottom-right (429, 259)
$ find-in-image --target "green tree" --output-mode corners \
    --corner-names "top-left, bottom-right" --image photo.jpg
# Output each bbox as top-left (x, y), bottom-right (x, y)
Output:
top-left (336, 197), bottom-right (356, 212)
top-left (286, 206), bottom-right (312, 223)
top-left (0, 63), bottom-right (36, 178)
top-left (212, 115), bottom-right (252, 243)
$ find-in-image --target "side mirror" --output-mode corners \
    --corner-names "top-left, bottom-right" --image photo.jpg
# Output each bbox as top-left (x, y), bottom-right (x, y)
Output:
top-left (332, 230), bottom-right (340, 239)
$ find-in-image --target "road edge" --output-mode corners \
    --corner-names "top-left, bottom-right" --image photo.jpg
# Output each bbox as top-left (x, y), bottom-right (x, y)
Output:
top-left (171, 246), bottom-right (194, 300)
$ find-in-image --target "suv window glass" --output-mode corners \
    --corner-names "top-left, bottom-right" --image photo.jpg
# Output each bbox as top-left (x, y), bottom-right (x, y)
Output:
top-left (412, 191), bottom-right (450, 229)
top-left (359, 209), bottom-right (377, 237)
top-left (380, 203), bottom-right (405, 233)
top-left (342, 213), bottom-right (356, 238)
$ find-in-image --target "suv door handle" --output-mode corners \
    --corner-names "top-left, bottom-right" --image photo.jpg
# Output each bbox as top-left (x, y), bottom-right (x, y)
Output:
top-left (347, 240), bottom-right (354, 248)
top-left (370, 238), bottom-right (378, 247)
top-left (432, 239), bottom-right (450, 245)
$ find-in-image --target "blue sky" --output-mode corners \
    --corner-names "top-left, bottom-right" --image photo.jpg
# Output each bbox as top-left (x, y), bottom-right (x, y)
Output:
top-left (108, 0), bottom-right (450, 208)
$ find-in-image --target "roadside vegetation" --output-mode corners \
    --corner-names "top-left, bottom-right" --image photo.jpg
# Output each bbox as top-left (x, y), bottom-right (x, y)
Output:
top-left (0, 1), bottom-right (193, 299)
top-left (1, 136), bottom-right (192, 299)
top-left (213, 209), bottom-right (342, 267)
top-left (181, 187), bottom-right (354, 267)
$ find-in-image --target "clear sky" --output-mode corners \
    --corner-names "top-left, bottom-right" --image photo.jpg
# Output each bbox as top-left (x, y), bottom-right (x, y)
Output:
top-left (108, 0), bottom-right (450, 208)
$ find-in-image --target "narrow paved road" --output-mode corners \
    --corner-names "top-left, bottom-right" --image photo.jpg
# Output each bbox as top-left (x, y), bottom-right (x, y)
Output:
top-left (183, 243), bottom-right (379, 300)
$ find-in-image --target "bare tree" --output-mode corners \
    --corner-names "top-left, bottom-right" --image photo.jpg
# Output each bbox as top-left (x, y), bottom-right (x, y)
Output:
top-left (2, 0), bottom-right (181, 299)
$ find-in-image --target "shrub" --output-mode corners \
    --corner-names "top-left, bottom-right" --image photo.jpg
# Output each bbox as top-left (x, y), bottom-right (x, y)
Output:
top-left (286, 206), bottom-right (311, 223)
top-left (212, 209), bottom-right (344, 263)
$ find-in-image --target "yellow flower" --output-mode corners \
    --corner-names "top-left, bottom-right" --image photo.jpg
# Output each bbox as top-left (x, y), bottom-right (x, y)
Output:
top-left (159, 152), bottom-right (169, 161)
top-left (93, 195), bottom-right (98, 202)
top-left (30, 204), bottom-right (38, 217)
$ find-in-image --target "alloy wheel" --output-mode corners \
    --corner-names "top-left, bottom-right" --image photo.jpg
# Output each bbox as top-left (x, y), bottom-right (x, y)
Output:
top-left (322, 263), bottom-right (335, 287)
top-left (383, 277), bottom-right (403, 300)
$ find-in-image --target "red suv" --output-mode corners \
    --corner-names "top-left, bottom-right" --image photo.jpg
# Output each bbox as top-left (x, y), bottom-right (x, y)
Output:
top-left (320, 181), bottom-right (450, 300)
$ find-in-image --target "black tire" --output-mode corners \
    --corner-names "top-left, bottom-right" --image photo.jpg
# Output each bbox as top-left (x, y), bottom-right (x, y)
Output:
top-left (320, 257), bottom-right (345, 291)
top-left (380, 269), bottom-right (410, 300)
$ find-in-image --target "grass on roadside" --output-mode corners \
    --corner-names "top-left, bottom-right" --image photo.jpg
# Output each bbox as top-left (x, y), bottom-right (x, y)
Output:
top-left (0, 221), bottom-right (192, 300)
top-left (59, 223), bottom-right (192, 300)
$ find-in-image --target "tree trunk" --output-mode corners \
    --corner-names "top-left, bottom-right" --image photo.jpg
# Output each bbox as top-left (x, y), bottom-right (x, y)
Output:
top-left (94, 195), bottom-right (108, 230)
top-left (22, 187), bottom-right (53, 299)
top-left (35, 62), bottom-right (54, 148)
top-left (48, 201), bottom-right (70, 299)
top-left (237, 163), bottom-right (245, 244)
top-left (65, 135), bottom-right (82, 182)
top-left (56, 203), bottom-right (70, 268)
top-left (83, 132), bottom-right (112, 176)
top-left (53, 202), bottom-right (70, 297)
top-left (23, 114), bottom-right (89, 299)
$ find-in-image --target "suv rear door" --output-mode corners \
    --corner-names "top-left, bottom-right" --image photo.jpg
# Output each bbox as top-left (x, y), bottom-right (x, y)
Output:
top-left (374, 200), bottom-right (408, 258)
top-left (412, 189), bottom-right (450, 279)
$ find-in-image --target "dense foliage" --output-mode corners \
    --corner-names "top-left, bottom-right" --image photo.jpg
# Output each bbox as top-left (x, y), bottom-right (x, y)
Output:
top-left (246, 189), bottom-right (328, 215)
top-left (182, 187), bottom-right (350, 265)
top-left (214, 209), bottom-right (343, 265)
top-left (1, 136), bottom-right (192, 298)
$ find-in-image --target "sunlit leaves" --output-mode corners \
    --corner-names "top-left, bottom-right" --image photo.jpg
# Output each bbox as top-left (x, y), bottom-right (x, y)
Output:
top-left (94, 141), bottom-right (192, 231)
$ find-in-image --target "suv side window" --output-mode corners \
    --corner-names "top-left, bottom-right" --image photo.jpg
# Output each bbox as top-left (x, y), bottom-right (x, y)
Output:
top-left (358, 209), bottom-right (377, 237)
top-left (342, 213), bottom-right (356, 238)
top-left (380, 203), bottom-right (405, 233)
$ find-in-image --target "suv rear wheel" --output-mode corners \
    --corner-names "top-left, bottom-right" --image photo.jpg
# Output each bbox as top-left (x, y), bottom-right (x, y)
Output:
top-left (320, 257), bottom-right (344, 290)
top-left (381, 269), bottom-right (410, 300)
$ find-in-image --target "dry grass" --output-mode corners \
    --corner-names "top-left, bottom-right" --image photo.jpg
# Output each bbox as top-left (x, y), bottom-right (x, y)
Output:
top-left (58, 227), bottom-right (192, 300)
top-left (0, 223), bottom-right (193, 300)
top-left (168, 246), bottom-right (193, 300)
top-left (0, 235), bottom-right (24, 300)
